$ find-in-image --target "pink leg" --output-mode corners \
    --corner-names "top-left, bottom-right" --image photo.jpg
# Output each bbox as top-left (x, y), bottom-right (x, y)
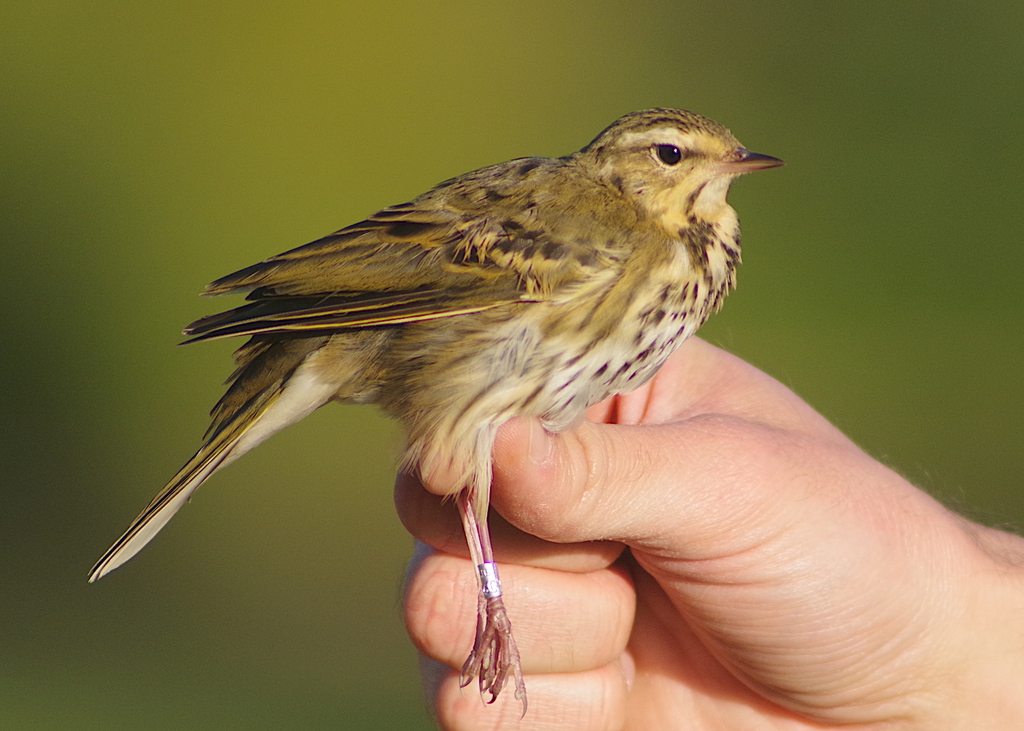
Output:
top-left (456, 486), bottom-right (528, 715)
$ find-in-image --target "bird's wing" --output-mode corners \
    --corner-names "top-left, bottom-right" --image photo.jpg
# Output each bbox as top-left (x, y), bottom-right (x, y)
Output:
top-left (184, 192), bottom-right (621, 342)
top-left (182, 290), bottom-right (505, 342)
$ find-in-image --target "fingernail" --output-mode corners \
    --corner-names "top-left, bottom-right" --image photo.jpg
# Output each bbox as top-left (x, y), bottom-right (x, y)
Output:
top-left (527, 419), bottom-right (553, 466)
top-left (619, 651), bottom-right (636, 690)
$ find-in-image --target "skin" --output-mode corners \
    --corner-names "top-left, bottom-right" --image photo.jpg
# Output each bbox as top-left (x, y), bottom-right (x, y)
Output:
top-left (399, 337), bottom-right (1024, 730)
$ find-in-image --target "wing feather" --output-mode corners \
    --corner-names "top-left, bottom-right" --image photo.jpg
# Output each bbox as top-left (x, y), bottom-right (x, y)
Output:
top-left (184, 168), bottom-right (625, 341)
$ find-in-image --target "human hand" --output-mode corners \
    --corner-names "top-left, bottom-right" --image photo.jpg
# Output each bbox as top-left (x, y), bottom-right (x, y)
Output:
top-left (397, 337), bottom-right (1024, 730)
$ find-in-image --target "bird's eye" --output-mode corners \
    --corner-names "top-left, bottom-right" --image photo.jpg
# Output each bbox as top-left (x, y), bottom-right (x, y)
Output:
top-left (655, 144), bottom-right (683, 165)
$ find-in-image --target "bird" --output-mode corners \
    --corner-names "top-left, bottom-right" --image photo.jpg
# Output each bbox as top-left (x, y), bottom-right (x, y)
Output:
top-left (89, 108), bottom-right (783, 712)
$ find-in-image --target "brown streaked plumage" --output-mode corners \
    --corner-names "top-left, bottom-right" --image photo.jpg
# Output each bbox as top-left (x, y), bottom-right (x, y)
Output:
top-left (89, 108), bottom-right (783, 712)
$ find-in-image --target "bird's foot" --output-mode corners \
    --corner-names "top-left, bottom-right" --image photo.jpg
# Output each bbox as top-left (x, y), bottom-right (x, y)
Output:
top-left (460, 594), bottom-right (527, 715)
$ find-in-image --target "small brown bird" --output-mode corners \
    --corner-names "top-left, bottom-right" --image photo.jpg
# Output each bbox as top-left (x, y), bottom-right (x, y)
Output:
top-left (89, 108), bottom-right (782, 711)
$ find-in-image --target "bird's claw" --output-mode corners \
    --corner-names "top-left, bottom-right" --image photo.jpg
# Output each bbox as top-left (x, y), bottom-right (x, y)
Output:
top-left (460, 594), bottom-right (527, 716)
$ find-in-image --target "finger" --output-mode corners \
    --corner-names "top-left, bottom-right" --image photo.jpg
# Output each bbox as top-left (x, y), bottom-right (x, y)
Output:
top-left (404, 547), bottom-right (635, 675)
top-left (431, 660), bottom-right (631, 731)
top-left (489, 411), bottom-right (869, 556)
top-left (395, 472), bottom-right (626, 573)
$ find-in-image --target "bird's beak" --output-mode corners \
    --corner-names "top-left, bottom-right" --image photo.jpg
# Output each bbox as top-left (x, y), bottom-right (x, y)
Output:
top-left (720, 149), bottom-right (785, 173)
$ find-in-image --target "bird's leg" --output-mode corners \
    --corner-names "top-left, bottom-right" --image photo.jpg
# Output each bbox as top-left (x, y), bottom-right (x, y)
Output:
top-left (456, 486), bottom-right (527, 714)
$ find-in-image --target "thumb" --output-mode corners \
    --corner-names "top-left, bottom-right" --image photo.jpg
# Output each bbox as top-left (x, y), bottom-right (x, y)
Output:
top-left (490, 413), bottom-right (796, 557)
top-left (488, 404), bottom-right (908, 569)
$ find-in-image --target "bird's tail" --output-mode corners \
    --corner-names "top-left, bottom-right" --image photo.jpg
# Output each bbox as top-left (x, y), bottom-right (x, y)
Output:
top-left (89, 337), bottom-right (335, 581)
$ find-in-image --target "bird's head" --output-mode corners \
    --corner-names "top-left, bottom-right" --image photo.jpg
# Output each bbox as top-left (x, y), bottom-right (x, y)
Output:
top-left (577, 108), bottom-right (783, 235)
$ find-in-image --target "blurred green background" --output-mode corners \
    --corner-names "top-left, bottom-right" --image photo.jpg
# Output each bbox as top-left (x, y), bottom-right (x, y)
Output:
top-left (2, 1), bottom-right (1022, 728)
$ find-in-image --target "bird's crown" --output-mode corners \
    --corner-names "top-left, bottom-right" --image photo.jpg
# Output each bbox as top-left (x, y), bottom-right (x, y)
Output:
top-left (579, 108), bottom-right (740, 163)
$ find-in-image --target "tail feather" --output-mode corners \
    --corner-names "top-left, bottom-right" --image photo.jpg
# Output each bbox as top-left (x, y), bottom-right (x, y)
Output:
top-left (88, 425), bottom-right (252, 582)
top-left (89, 341), bottom-right (337, 582)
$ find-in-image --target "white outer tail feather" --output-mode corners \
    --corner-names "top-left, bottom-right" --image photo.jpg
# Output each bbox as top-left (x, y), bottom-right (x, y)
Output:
top-left (89, 361), bottom-right (337, 581)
